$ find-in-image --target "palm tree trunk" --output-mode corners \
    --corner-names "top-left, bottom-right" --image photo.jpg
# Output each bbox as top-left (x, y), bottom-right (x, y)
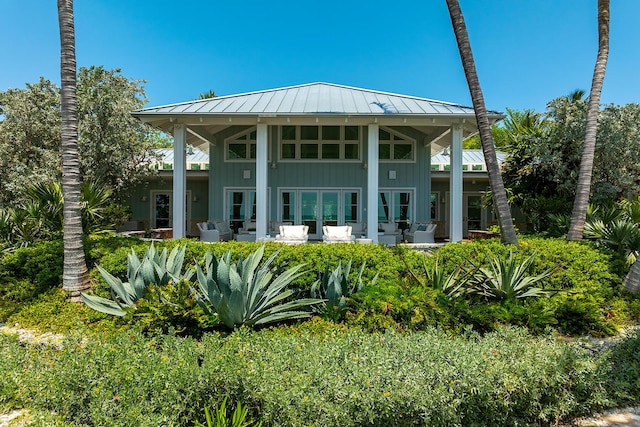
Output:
top-left (567, 0), bottom-right (610, 241)
top-left (58, 0), bottom-right (90, 301)
top-left (445, 0), bottom-right (518, 245)
top-left (623, 260), bottom-right (640, 293)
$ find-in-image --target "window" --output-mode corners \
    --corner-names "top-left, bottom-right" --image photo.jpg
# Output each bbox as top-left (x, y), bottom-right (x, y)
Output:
top-left (378, 189), bottom-right (414, 226)
top-left (278, 126), bottom-right (361, 161)
top-left (225, 128), bottom-right (267, 162)
top-left (430, 193), bottom-right (438, 220)
top-left (378, 127), bottom-right (415, 161)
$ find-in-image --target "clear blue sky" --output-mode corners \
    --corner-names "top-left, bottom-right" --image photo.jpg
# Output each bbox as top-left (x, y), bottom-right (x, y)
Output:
top-left (2, 0), bottom-right (638, 113)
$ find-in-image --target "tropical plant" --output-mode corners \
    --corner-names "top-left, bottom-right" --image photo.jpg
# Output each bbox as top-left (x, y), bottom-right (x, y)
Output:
top-left (195, 245), bottom-right (321, 329)
top-left (311, 260), bottom-right (377, 321)
top-left (445, 0), bottom-right (518, 245)
top-left (472, 251), bottom-right (554, 301)
top-left (81, 243), bottom-right (192, 316)
top-left (58, 0), bottom-right (90, 300)
top-left (195, 397), bottom-right (262, 427)
top-left (423, 257), bottom-right (468, 299)
top-left (567, 0), bottom-right (610, 240)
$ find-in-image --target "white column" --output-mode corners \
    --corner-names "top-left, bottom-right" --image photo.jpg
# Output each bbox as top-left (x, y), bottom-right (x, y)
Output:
top-left (367, 124), bottom-right (379, 243)
top-left (173, 124), bottom-right (187, 239)
top-left (256, 123), bottom-right (268, 239)
top-left (449, 124), bottom-right (463, 242)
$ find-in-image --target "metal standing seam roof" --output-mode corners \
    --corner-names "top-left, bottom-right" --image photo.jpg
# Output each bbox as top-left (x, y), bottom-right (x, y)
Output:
top-left (431, 149), bottom-right (506, 165)
top-left (134, 82), bottom-right (502, 117)
top-left (154, 147), bottom-right (503, 168)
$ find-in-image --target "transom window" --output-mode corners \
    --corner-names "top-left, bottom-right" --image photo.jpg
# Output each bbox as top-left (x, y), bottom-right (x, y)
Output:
top-left (378, 128), bottom-right (415, 162)
top-left (225, 127), bottom-right (270, 162)
top-left (279, 125), bottom-right (361, 161)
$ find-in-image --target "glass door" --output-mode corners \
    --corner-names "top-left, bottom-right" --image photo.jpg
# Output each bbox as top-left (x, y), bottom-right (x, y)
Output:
top-left (228, 190), bottom-right (256, 233)
top-left (152, 192), bottom-right (191, 233)
top-left (464, 194), bottom-right (484, 236)
top-left (321, 191), bottom-right (339, 226)
top-left (153, 192), bottom-right (172, 228)
top-left (301, 191), bottom-right (319, 238)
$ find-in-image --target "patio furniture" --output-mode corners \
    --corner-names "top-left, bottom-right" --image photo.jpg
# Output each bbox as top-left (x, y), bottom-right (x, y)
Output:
top-left (270, 221), bottom-right (293, 236)
top-left (346, 222), bottom-right (366, 237)
top-left (236, 232), bottom-right (256, 242)
top-left (404, 222), bottom-right (437, 243)
top-left (378, 234), bottom-right (397, 246)
top-left (378, 222), bottom-right (402, 243)
top-left (197, 220), bottom-right (234, 242)
top-left (275, 225), bottom-right (309, 244)
top-left (322, 225), bottom-right (355, 244)
top-left (238, 221), bottom-right (256, 234)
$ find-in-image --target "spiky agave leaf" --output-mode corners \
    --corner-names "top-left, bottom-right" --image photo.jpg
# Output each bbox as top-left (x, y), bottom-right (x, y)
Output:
top-left (80, 293), bottom-right (127, 316)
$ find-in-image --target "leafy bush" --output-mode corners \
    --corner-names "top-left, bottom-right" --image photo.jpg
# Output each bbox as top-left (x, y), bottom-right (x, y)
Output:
top-left (2, 323), bottom-right (636, 427)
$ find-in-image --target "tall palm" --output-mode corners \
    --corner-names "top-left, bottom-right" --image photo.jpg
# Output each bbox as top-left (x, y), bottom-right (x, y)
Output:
top-left (445, 0), bottom-right (518, 244)
top-left (567, 0), bottom-right (610, 241)
top-left (58, 0), bottom-right (90, 300)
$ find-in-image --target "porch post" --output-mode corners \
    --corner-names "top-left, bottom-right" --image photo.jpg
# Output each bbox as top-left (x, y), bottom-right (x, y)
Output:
top-left (367, 124), bottom-right (379, 243)
top-left (173, 124), bottom-right (187, 239)
top-left (449, 124), bottom-right (463, 242)
top-left (256, 123), bottom-right (268, 239)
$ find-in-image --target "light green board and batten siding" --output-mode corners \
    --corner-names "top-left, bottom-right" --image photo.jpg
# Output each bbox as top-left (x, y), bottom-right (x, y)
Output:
top-left (206, 124), bottom-right (433, 226)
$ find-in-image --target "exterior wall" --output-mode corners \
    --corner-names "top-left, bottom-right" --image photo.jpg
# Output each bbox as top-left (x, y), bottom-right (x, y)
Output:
top-left (207, 125), bottom-right (433, 228)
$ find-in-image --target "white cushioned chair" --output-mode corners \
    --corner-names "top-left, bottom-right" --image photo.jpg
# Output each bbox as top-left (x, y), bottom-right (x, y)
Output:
top-left (322, 225), bottom-right (355, 244)
top-left (378, 222), bottom-right (402, 243)
top-left (238, 221), bottom-right (257, 235)
top-left (270, 221), bottom-right (293, 236)
top-left (404, 222), bottom-right (437, 243)
top-left (275, 225), bottom-right (309, 244)
top-left (197, 220), bottom-right (233, 242)
top-left (346, 222), bottom-right (366, 237)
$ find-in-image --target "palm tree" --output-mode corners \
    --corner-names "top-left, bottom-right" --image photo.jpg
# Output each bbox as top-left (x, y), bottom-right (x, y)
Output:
top-left (445, 0), bottom-right (518, 244)
top-left (58, 0), bottom-right (90, 300)
top-left (567, 0), bottom-right (610, 241)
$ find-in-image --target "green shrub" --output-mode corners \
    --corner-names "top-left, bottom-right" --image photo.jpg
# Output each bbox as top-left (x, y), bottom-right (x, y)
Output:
top-left (0, 323), bottom-right (630, 427)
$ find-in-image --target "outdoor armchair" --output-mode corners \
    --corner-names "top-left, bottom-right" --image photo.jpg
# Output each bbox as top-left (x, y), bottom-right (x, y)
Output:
top-left (322, 225), bottom-right (355, 243)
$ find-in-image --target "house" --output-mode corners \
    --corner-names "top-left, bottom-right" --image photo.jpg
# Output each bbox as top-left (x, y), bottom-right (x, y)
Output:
top-left (130, 82), bottom-right (507, 242)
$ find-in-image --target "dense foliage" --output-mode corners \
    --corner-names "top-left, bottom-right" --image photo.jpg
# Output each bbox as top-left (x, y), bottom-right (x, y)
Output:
top-left (1, 323), bottom-right (639, 427)
top-left (0, 67), bottom-right (158, 207)
top-left (500, 96), bottom-right (640, 232)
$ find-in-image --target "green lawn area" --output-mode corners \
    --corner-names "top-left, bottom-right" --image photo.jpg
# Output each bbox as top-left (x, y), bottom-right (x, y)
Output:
top-left (1, 235), bottom-right (639, 426)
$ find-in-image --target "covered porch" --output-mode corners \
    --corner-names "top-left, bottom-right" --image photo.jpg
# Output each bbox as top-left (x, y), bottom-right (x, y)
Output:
top-left (133, 83), bottom-right (502, 243)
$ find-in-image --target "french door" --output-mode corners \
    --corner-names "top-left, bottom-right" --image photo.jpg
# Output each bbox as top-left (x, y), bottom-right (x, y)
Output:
top-left (151, 191), bottom-right (191, 232)
top-left (280, 189), bottom-right (360, 240)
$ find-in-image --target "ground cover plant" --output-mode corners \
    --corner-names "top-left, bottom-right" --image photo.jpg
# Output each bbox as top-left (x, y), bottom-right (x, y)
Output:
top-left (1, 234), bottom-right (639, 425)
top-left (2, 322), bottom-right (639, 427)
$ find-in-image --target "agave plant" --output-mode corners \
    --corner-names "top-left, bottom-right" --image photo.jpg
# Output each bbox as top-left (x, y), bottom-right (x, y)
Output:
top-left (195, 245), bottom-right (321, 329)
top-left (81, 243), bottom-right (192, 316)
top-left (423, 257), bottom-right (468, 299)
top-left (473, 250), bottom-right (554, 301)
top-left (311, 260), bottom-right (377, 321)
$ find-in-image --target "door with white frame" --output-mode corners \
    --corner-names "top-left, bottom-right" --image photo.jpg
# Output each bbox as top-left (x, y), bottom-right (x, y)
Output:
top-left (279, 189), bottom-right (360, 240)
top-left (225, 188), bottom-right (271, 233)
top-left (378, 189), bottom-right (414, 231)
top-left (445, 191), bottom-right (485, 237)
top-left (151, 191), bottom-right (191, 233)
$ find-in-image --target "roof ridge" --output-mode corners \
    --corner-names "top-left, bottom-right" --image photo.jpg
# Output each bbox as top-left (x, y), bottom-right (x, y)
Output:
top-left (136, 82), bottom-right (480, 112)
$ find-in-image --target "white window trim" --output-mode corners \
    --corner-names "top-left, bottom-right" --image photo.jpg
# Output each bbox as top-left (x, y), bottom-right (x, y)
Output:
top-left (223, 187), bottom-right (271, 223)
top-left (224, 126), bottom-right (271, 162)
top-left (378, 126), bottom-right (416, 163)
top-left (278, 125), bottom-right (362, 162)
top-left (378, 187), bottom-right (416, 224)
top-left (277, 187), bottom-right (362, 225)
